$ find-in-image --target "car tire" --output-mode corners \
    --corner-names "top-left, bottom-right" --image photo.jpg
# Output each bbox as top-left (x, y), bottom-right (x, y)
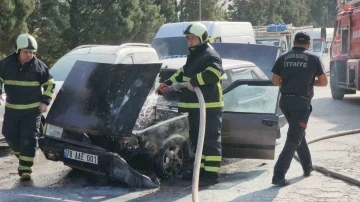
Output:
top-left (154, 136), bottom-right (190, 179)
top-left (330, 63), bottom-right (345, 100)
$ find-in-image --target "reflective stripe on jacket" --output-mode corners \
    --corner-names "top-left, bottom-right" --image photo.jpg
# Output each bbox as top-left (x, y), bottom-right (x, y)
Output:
top-left (165, 44), bottom-right (224, 113)
top-left (0, 53), bottom-right (55, 109)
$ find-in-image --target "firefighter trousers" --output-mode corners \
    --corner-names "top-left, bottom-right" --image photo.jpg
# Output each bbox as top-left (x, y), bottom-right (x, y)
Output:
top-left (188, 112), bottom-right (222, 179)
top-left (273, 96), bottom-right (313, 179)
top-left (2, 107), bottom-right (41, 175)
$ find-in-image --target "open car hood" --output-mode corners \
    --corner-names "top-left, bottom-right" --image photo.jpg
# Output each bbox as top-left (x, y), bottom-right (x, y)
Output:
top-left (210, 43), bottom-right (280, 79)
top-left (46, 61), bottom-right (162, 135)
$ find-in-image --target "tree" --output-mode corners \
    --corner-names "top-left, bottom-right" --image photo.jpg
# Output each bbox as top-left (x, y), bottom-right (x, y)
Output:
top-left (133, 0), bottom-right (166, 43)
top-left (27, 0), bottom-right (70, 66)
top-left (228, 0), bottom-right (282, 26)
top-left (306, 0), bottom-right (340, 27)
top-left (275, 0), bottom-right (309, 26)
top-left (306, 0), bottom-right (328, 27)
top-left (0, 0), bottom-right (35, 57)
top-left (327, 0), bottom-right (338, 27)
top-left (228, 0), bottom-right (309, 26)
top-left (155, 0), bottom-right (179, 23)
top-left (63, 0), bottom-right (144, 48)
top-left (179, 0), bottom-right (227, 21)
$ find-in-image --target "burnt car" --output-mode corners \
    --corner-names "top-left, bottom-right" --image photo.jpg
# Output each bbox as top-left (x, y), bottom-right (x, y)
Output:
top-left (39, 43), bottom-right (284, 187)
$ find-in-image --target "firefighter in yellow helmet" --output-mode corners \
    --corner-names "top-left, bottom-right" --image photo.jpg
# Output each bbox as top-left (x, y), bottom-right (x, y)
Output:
top-left (157, 22), bottom-right (224, 186)
top-left (0, 34), bottom-right (55, 181)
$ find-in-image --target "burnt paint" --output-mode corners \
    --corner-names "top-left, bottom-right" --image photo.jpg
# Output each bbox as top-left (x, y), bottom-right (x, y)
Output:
top-left (46, 61), bottom-right (162, 135)
top-left (134, 111), bottom-right (190, 157)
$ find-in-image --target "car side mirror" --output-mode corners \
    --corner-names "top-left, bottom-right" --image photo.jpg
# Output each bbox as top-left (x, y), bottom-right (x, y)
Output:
top-left (324, 47), bottom-right (329, 53)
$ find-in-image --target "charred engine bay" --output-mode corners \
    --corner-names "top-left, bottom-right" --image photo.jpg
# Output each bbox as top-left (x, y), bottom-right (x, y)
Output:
top-left (61, 106), bottom-right (189, 171)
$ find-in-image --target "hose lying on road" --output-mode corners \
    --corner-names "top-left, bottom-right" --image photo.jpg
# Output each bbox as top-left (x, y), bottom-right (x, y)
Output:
top-left (293, 129), bottom-right (360, 186)
top-left (164, 82), bottom-right (205, 202)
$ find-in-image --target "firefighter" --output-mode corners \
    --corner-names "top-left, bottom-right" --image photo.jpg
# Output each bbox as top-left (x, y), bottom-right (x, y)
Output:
top-left (0, 34), bottom-right (55, 181)
top-left (156, 22), bottom-right (224, 186)
top-left (271, 32), bottom-right (328, 186)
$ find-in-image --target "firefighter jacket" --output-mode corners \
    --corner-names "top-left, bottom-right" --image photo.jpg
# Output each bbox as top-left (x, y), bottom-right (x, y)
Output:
top-left (0, 53), bottom-right (55, 110)
top-left (164, 43), bottom-right (224, 113)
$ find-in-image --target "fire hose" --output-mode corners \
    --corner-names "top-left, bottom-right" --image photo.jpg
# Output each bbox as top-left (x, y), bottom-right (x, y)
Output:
top-left (165, 83), bottom-right (360, 198)
top-left (293, 129), bottom-right (360, 186)
top-left (164, 82), bottom-right (205, 202)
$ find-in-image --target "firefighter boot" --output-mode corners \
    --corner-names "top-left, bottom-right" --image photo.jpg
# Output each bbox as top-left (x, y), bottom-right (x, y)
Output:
top-left (20, 173), bottom-right (31, 181)
top-left (199, 172), bottom-right (220, 187)
top-left (271, 176), bottom-right (289, 186)
top-left (304, 166), bottom-right (315, 177)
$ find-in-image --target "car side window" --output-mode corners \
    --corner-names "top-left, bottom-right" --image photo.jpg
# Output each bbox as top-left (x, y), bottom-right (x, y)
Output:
top-left (149, 52), bottom-right (159, 61)
top-left (223, 84), bottom-right (279, 114)
top-left (122, 55), bottom-right (134, 64)
top-left (134, 52), bottom-right (151, 63)
top-left (232, 69), bottom-right (257, 81)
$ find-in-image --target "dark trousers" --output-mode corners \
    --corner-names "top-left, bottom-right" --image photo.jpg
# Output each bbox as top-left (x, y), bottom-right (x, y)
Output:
top-left (2, 108), bottom-right (41, 175)
top-left (187, 112), bottom-right (222, 178)
top-left (273, 96), bottom-right (313, 179)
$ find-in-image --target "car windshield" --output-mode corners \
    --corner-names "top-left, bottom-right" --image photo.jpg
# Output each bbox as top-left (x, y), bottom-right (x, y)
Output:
top-left (256, 39), bottom-right (280, 47)
top-left (50, 54), bottom-right (117, 81)
top-left (312, 39), bottom-right (322, 52)
top-left (152, 37), bottom-right (189, 60)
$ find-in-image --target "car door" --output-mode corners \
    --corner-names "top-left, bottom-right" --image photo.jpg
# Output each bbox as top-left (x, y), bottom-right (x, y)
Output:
top-left (221, 79), bottom-right (280, 160)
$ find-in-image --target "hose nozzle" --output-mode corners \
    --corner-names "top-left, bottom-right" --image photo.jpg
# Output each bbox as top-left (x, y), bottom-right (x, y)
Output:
top-left (164, 82), bottom-right (189, 92)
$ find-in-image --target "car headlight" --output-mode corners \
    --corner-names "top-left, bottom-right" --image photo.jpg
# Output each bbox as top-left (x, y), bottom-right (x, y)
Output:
top-left (45, 124), bottom-right (63, 139)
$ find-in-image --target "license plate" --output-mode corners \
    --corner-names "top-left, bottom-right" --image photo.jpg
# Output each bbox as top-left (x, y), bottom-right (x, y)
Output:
top-left (63, 149), bottom-right (98, 165)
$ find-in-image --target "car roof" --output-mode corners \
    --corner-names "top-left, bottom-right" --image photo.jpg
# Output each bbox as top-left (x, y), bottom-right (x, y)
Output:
top-left (65, 43), bottom-right (157, 56)
top-left (160, 58), bottom-right (257, 71)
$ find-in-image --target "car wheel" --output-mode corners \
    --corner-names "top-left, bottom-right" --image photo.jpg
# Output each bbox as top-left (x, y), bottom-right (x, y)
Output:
top-left (154, 137), bottom-right (189, 179)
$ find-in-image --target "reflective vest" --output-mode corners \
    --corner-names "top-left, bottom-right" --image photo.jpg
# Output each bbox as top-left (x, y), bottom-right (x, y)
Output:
top-left (165, 44), bottom-right (224, 113)
top-left (0, 53), bottom-right (55, 110)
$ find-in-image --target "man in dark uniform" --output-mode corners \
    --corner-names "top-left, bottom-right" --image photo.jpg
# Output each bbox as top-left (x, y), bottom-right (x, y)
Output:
top-left (157, 22), bottom-right (224, 186)
top-left (0, 34), bottom-right (55, 181)
top-left (271, 32), bottom-right (328, 186)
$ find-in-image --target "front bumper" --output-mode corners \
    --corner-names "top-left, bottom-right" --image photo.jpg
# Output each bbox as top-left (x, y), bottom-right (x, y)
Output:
top-left (39, 137), bottom-right (159, 188)
top-left (39, 137), bottom-right (112, 175)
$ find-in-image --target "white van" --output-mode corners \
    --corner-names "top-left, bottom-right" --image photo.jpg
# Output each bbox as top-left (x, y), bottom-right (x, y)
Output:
top-left (308, 28), bottom-right (334, 72)
top-left (151, 21), bottom-right (256, 59)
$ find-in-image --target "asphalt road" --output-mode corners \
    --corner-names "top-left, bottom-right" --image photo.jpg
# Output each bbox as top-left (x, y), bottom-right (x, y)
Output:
top-left (1, 84), bottom-right (360, 202)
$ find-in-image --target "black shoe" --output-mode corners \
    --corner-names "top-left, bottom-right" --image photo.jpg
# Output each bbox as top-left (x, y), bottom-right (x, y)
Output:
top-left (304, 166), bottom-right (315, 177)
top-left (272, 177), bottom-right (290, 186)
top-left (199, 177), bottom-right (220, 187)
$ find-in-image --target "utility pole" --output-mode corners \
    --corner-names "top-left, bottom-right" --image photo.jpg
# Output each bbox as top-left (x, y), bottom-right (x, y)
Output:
top-left (327, 0), bottom-right (329, 26)
top-left (199, 0), bottom-right (201, 20)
